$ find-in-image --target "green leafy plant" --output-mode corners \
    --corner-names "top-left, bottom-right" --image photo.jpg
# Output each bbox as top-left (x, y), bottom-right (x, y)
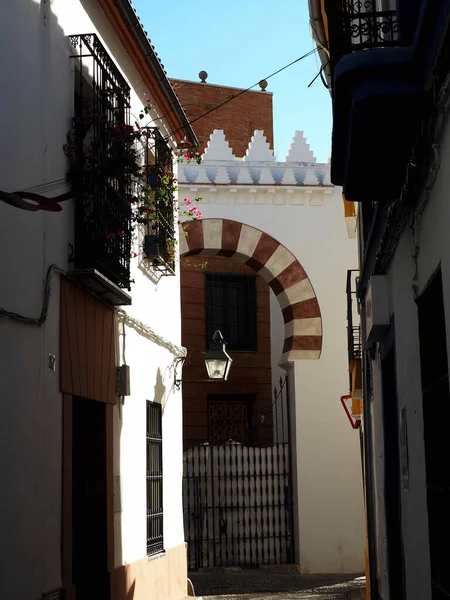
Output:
top-left (63, 97), bottom-right (203, 274)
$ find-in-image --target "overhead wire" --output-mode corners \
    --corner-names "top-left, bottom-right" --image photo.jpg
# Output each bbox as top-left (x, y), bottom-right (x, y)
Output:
top-left (1, 41), bottom-right (328, 198)
top-left (163, 42), bottom-right (328, 142)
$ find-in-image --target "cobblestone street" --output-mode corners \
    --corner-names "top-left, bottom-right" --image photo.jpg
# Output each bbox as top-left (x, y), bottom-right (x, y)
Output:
top-left (189, 569), bottom-right (366, 600)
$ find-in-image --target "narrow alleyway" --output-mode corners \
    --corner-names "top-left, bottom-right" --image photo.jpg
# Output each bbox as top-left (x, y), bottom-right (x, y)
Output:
top-left (189, 569), bottom-right (365, 600)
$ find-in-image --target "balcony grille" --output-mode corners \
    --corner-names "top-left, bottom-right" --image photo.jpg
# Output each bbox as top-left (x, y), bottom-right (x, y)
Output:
top-left (326, 0), bottom-right (401, 69)
top-left (143, 128), bottom-right (176, 275)
top-left (346, 269), bottom-right (361, 381)
top-left (69, 34), bottom-right (132, 290)
top-left (341, 1), bottom-right (400, 51)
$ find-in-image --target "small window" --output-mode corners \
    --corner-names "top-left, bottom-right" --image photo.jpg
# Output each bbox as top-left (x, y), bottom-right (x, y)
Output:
top-left (205, 273), bottom-right (257, 351)
top-left (146, 401), bottom-right (163, 556)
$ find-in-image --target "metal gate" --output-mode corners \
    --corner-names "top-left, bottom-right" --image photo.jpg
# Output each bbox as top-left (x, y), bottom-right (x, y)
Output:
top-left (183, 375), bottom-right (295, 569)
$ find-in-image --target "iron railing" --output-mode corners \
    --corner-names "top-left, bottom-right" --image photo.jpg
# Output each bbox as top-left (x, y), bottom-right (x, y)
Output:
top-left (346, 270), bottom-right (361, 373)
top-left (326, 0), bottom-right (401, 69)
top-left (143, 127), bottom-right (176, 275)
top-left (342, 1), bottom-right (400, 50)
top-left (69, 34), bottom-right (132, 290)
top-left (183, 375), bottom-right (294, 569)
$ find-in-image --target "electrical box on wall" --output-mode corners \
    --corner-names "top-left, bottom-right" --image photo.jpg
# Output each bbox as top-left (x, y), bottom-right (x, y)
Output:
top-left (116, 364), bottom-right (130, 397)
top-left (365, 276), bottom-right (390, 344)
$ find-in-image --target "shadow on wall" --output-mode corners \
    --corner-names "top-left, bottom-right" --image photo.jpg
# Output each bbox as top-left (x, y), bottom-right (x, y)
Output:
top-left (111, 564), bottom-right (136, 600)
top-left (154, 367), bottom-right (167, 413)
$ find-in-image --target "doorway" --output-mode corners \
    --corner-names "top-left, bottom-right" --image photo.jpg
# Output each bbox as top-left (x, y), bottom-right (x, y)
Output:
top-left (418, 268), bottom-right (450, 598)
top-left (72, 397), bottom-right (109, 600)
top-left (381, 337), bottom-right (405, 600)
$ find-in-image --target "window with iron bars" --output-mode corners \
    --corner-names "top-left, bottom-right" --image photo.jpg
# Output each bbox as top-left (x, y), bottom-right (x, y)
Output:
top-left (146, 400), bottom-right (164, 556)
top-left (205, 273), bottom-right (257, 351)
top-left (142, 129), bottom-right (176, 275)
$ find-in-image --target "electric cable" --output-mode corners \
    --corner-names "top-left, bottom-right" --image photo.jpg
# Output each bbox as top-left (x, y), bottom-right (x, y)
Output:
top-left (164, 43), bottom-right (328, 142)
top-left (0, 264), bottom-right (65, 325)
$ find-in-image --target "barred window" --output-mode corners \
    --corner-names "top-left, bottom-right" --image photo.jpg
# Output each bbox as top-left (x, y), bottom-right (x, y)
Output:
top-left (205, 273), bottom-right (257, 351)
top-left (146, 401), bottom-right (163, 556)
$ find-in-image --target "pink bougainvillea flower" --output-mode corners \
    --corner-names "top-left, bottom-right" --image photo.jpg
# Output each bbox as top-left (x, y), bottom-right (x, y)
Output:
top-left (184, 197), bottom-right (192, 206)
top-left (131, 252), bottom-right (138, 258)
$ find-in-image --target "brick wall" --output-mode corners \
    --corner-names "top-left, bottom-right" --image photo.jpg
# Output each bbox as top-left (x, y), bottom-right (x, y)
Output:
top-left (181, 255), bottom-right (273, 450)
top-left (170, 79), bottom-right (274, 157)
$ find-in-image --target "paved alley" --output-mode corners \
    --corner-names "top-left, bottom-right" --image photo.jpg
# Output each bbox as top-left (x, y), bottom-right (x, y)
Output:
top-left (189, 569), bottom-right (366, 600)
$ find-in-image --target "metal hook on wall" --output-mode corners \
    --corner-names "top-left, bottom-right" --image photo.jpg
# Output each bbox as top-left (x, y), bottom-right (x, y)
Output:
top-left (173, 355), bottom-right (187, 391)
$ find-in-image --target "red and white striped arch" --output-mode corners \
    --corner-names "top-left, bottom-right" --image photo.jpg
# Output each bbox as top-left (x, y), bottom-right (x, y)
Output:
top-left (180, 219), bottom-right (322, 365)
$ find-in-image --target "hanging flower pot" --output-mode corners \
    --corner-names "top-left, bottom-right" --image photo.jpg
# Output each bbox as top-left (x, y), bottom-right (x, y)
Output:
top-left (147, 165), bottom-right (158, 188)
top-left (143, 233), bottom-right (159, 258)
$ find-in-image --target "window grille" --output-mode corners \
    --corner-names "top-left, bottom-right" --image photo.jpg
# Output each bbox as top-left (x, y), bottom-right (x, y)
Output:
top-left (205, 273), bottom-right (257, 351)
top-left (146, 400), bottom-right (163, 556)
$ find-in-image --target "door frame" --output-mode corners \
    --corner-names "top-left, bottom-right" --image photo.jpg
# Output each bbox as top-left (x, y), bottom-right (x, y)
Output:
top-left (62, 393), bottom-right (114, 590)
top-left (379, 319), bottom-right (406, 600)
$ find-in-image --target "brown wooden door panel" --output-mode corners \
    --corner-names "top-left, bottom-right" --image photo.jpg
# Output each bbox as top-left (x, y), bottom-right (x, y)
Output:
top-left (60, 278), bottom-right (116, 404)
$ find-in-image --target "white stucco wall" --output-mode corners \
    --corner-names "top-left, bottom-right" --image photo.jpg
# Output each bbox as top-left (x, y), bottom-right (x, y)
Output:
top-left (0, 1), bottom-right (186, 597)
top-left (179, 176), bottom-right (365, 573)
top-left (366, 112), bottom-right (450, 600)
top-left (0, 1), bottom-right (73, 596)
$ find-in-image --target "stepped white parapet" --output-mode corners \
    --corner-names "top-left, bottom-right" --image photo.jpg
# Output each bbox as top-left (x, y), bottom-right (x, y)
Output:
top-left (258, 168), bottom-right (276, 184)
top-left (281, 168), bottom-right (297, 185)
top-left (285, 130), bottom-right (316, 163)
top-left (195, 166), bottom-right (211, 184)
top-left (322, 166), bottom-right (332, 185)
top-left (236, 167), bottom-right (253, 184)
top-left (202, 129), bottom-right (236, 162)
top-left (244, 130), bottom-right (275, 162)
top-left (303, 169), bottom-right (319, 185)
top-left (215, 166), bottom-right (231, 184)
top-left (177, 129), bottom-right (332, 191)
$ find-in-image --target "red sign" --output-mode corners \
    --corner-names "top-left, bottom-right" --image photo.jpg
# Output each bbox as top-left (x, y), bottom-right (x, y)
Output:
top-left (341, 394), bottom-right (361, 429)
top-left (0, 190), bottom-right (73, 212)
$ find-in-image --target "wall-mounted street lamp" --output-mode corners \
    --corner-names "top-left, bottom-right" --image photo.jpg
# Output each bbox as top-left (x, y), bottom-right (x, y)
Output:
top-left (173, 356), bottom-right (186, 391)
top-left (204, 330), bottom-right (233, 381)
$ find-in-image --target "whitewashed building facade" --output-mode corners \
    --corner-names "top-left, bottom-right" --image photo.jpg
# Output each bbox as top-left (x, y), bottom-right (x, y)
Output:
top-left (178, 128), bottom-right (365, 574)
top-left (0, 1), bottom-right (196, 599)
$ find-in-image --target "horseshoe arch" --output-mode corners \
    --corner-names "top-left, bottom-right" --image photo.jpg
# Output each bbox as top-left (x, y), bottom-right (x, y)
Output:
top-left (180, 219), bottom-right (322, 366)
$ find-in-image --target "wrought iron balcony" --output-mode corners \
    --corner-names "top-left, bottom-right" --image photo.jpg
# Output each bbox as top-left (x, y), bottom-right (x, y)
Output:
top-left (142, 128), bottom-right (176, 276)
top-left (68, 34), bottom-right (133, 303)
top-left (346, 269), bottom-right (361, 367)
top-left (326, 0), bottom-right (401, 69)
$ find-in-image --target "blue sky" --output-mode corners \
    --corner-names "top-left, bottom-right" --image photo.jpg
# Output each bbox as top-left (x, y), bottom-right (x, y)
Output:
top-left (133, 0), bottom-right (332, 162)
